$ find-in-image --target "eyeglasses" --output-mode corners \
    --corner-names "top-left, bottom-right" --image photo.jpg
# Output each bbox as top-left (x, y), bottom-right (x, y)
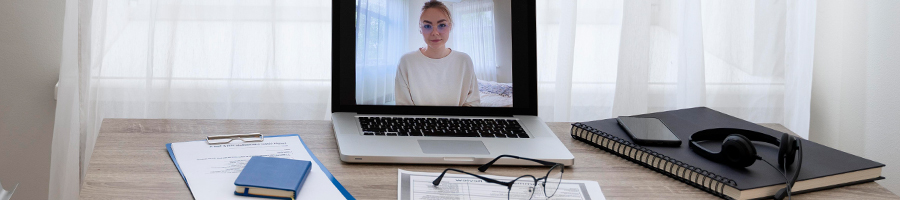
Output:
top-left (432, 155), bottom-right (565, 200)
top-left (420, 23), bottom-right (450, 34)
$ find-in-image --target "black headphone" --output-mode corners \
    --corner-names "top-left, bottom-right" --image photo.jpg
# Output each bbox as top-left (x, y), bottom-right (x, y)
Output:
top-left (689, 128), bottom-right (803, 200)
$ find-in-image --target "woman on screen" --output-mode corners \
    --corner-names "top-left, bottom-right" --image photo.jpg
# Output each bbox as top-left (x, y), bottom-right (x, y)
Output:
top-left (395, 0), bottom-right (481, 106)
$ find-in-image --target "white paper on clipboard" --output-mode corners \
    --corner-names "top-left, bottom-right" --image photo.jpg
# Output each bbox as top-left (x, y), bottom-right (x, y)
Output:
top-left (169, 135), bottom-right (352, 200)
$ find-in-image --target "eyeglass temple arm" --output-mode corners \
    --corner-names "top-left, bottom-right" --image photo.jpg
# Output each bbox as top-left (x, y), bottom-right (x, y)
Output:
top-left (432, 168), bottom-right (511, 187)
top-left (478, 154), bottom-right (560, 172)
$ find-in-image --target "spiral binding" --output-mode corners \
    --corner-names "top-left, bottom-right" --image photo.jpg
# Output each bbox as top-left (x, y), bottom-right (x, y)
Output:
top-left (570, 123), bottom-right (738, 200)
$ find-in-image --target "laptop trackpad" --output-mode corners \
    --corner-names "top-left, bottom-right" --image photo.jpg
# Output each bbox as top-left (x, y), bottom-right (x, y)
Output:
top-left (418, 140), bottom-right (490, 155)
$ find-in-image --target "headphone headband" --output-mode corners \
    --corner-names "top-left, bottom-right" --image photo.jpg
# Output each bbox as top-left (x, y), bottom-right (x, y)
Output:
top-left (689, 128), bottom-right (781, 146)
top-left (688, 127), bottom-right (801, 200)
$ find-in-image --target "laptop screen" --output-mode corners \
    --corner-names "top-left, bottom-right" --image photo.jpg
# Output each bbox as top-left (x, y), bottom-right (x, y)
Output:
top-left (354, 0), bottom-right (513, 107)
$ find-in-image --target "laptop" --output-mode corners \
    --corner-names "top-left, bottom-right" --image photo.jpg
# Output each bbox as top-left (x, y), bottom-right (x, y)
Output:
top-left (331, 0), bottom-right (573, 166)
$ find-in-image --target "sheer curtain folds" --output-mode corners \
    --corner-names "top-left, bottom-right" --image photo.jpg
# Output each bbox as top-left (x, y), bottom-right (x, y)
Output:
top-left (451, 0), bottom-right (498, 82)
top-left (536, 0), bottom-right (815, 137)
top-left (356, 0), bottom-right (408, 105)
top-left (52, 0), bottom-right (332, 198)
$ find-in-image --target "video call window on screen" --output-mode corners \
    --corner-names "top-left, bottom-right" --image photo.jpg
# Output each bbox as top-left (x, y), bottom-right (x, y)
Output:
top-left (355, 0), bottom-right (513, 107)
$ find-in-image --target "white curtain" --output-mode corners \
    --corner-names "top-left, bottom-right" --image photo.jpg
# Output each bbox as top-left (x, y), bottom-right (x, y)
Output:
top-left (356, 0), bottom-right (408, 105)
top-left (450, 0), bottom-right (498, 82)
top-left (49, 0), bottom-right (82, 199)
top-left (51, 0), bottom-right (333, 198)
top-left (536, 0), bottom-right (816, 138)
top-left (810, 0), bottom-right (900, 194)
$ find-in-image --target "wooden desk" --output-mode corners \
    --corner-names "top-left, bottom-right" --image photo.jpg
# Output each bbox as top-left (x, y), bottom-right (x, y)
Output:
top-left (80, 119), bottom-right (898, 199)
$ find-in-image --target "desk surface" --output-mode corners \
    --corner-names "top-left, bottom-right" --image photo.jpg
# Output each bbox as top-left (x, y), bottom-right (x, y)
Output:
top-left (80, 119), bottom-right (898, 200)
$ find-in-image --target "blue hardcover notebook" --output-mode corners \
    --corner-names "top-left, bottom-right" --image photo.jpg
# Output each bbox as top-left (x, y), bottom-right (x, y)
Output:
top-left (166, 134), bottom-right (355, 200)
top-left (234, 156), bottom-right (312, 199)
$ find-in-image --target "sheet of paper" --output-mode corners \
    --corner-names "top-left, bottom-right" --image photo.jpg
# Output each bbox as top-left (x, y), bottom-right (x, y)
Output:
top-left (171, 135), bottom-right (347, 200)
top-left (397, 169), bottom-right (605, 200)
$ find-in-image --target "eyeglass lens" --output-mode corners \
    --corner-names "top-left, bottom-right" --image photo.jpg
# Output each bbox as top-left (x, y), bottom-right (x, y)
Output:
top-left (508, 176), bottom-right (536, 200)
top-left (421, 23), bottom-right (449, 34)
top-left (543, 165), bottom-right (563, 198)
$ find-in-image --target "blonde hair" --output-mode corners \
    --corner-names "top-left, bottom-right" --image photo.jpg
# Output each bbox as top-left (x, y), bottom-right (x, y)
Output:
top-left (422, 0), bottom-right (452, 24)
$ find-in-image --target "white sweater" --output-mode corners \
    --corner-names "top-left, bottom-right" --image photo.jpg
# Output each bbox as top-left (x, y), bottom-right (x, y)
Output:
top-left (395, 50), bottom-right (481, 106)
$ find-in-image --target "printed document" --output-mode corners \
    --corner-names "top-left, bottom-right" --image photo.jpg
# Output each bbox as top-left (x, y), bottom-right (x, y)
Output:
top-left (171, 135), bottom-right (348, 200)
top-left (398, 169), bottom-right (605, 200)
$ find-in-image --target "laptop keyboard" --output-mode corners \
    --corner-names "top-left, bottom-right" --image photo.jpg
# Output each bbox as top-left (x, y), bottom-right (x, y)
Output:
top-left (358, 117), bottom-right (529, 138)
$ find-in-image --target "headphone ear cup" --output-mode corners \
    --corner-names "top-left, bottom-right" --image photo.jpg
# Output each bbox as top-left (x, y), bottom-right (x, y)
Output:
top-left (721, 134), bottom-right (758, 167)
top-left (779, 134), bottom-right (797, 166)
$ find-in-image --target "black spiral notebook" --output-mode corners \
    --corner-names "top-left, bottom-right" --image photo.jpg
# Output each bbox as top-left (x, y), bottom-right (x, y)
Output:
top-left (571, 107), bottom-right (885, 200)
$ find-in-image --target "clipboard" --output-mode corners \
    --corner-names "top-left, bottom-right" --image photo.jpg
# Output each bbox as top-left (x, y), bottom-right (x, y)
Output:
top-left (166, 134), bottom-right (354, 200)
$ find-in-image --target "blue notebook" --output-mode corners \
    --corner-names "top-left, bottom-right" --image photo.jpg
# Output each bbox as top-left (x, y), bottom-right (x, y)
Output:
top-left (234, 156), bottom-right (312, 199)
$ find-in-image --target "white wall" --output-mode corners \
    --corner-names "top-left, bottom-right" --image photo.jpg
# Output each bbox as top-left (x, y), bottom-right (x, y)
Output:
top-left (811, 0), bottom-right (900, 195)
top-left (811, 0), bottom-right (867, 157)
top-left (0, 0), bottom-right (65, 199)
top-left (862, 0), bottom-right (900, 195)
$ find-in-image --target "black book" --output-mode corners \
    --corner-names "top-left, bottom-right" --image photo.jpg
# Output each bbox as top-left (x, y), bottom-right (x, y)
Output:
top-left (571, 107), bottom-right (884, 200)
